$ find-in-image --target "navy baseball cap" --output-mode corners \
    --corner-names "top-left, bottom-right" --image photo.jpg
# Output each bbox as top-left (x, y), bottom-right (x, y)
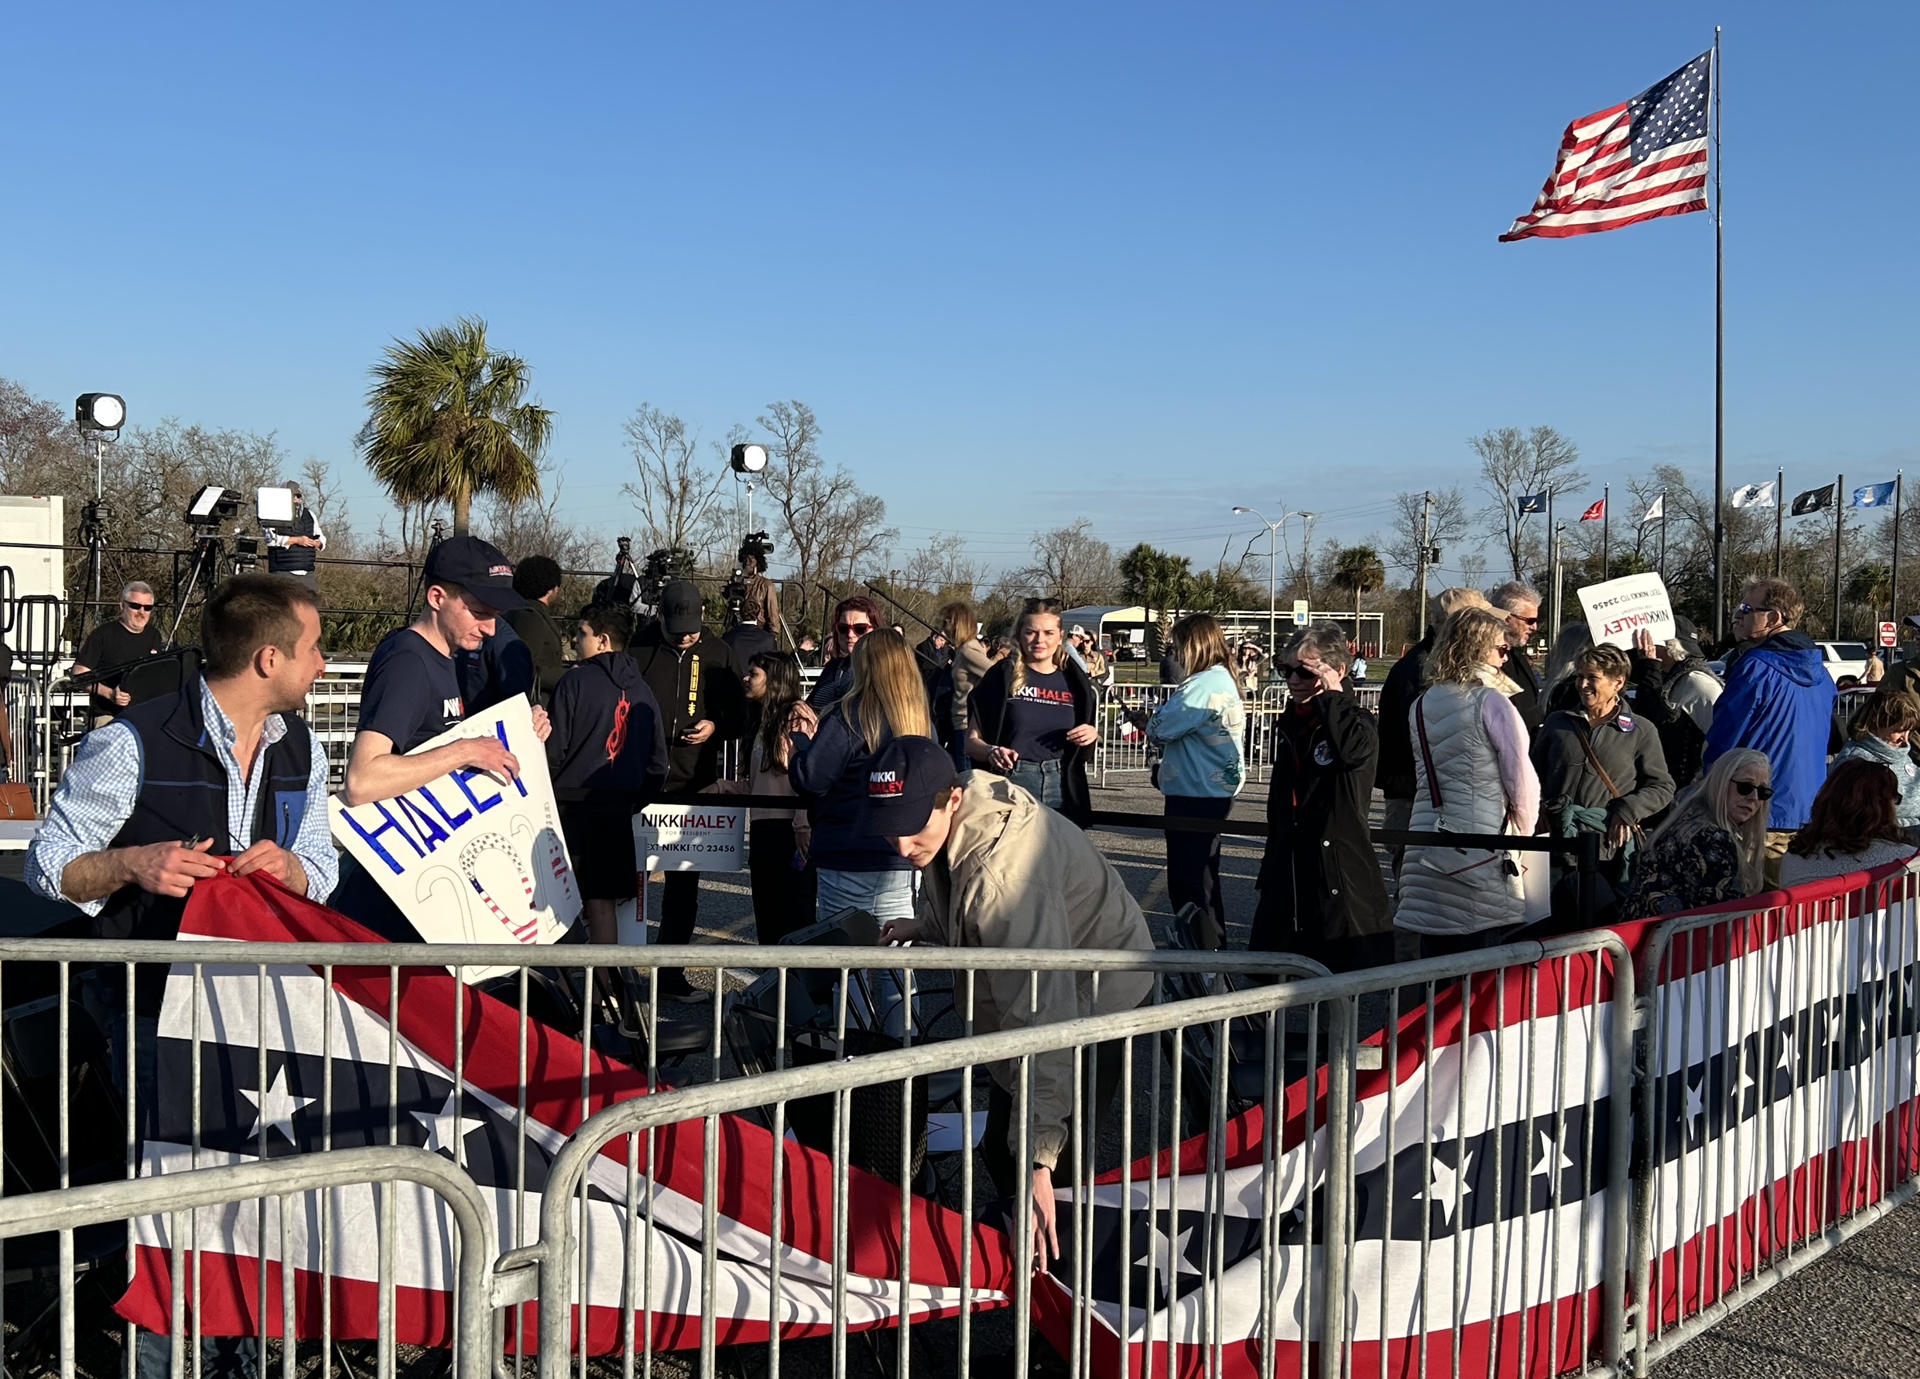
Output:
top-left (423, 537), bottom-right (527, 611)
top-left (659, 579), bottom-right (705, 638)
top-left (860, 736), bottom-right (961, 837)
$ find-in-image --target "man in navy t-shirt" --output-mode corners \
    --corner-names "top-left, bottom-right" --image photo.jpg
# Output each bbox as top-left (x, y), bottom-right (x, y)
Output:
top-left (334, 536), bottom-right (552, 939)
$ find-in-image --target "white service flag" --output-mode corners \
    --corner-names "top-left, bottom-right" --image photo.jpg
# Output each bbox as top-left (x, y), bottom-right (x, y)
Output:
top-left (1642, 495), bottom-right (1665, 523)
top-left (1731, 481), bottom-right (1775, 509)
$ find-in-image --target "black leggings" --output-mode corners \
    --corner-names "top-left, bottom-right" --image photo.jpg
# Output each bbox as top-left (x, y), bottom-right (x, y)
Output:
top-left (1164, 795), bottom-right (1232, 937)
top-left (748, 819), bottom-right (817, 946)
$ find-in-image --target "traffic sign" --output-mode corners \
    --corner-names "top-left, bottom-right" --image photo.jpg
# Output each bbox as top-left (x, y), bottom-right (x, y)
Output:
top-left (1292, 599), bottom-right (1310, 626)
top-left (1881, 621), bottom-right (1897, 648)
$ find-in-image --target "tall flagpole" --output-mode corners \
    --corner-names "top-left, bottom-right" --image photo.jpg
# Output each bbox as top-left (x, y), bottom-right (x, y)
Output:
top-left (1659, 499), bottom-right (1668, 580)
top-left (1834, 472), bottom-right (1845, 639)
top-left (1711, 26), bottom-right (1726, 643)
top-left (1546, 488), bottom-right (1558, 632)
top-left (1893, 471), bottom-right (1904, 629)
top-left (1774, 467), bottom-right (1784, 577)
top-left (1602, 484), bottom-right (1610, 580)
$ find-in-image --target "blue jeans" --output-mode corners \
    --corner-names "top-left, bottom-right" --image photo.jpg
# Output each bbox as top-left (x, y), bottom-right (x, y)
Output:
top-left (816, 868), bottom-right (918, 1036)
top-left (1006, 758), bottom-right (1063, 809)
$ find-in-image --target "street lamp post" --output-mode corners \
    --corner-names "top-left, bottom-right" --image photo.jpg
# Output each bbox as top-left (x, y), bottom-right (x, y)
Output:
top-left (1234, 505), bottom-right (1281, 658)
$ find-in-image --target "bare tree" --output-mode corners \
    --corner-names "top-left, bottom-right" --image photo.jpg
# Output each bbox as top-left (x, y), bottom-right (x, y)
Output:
top-left (622, 403), bottom-right (727, 558)
top-left (1015, 520), bottom-right (1120, 609)
top-left (1471, 426), bottom-right (1587, 579)
top-left (756, 400), bottom-right (896, 612)
top-left (1385, 488), bottom-right (1472, 588)
top-left (480, 454), bottom-right (601, 573)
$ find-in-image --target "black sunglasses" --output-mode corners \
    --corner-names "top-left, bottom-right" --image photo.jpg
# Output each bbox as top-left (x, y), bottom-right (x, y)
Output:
top-left (123, 600), bottom-right (155, 612)
top-left (1735, 602), bottom-right (1774, 617)
top-left (1280, 662), bottom-right (1320, 680)
top-left (1732, 779), bottom-right (1774, 800)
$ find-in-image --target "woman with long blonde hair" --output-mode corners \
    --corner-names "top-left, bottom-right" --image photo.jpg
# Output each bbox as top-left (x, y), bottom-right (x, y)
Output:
top-left (940, 600), bottom-right (992, 769)
top-left (790, 629), bottom-right (934, 932)
top-left (1624, 749), bottom-right (1772, 916)
top-left (966, 597), bottom-right (1099, 822)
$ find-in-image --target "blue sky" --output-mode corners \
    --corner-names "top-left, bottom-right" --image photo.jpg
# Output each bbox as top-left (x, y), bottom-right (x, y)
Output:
top-left (4, 2), bottom-right (1913, 585)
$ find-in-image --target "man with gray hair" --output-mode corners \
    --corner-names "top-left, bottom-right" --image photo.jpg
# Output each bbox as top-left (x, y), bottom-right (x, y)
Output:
top-left (72, 581), bottom-right (163, 726)
top-left (1488, 581), bottom-right (1544, 734)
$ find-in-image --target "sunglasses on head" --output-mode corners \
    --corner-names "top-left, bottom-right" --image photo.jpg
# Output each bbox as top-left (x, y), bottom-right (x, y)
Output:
top-left (123, 600), bottom-right (154, 612)
top-left (1732, 779), bottom-right (1774, 800)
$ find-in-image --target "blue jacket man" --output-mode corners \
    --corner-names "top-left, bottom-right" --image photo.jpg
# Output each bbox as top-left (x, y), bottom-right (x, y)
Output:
top-left (1702, 579), bottom-right (1836, 832)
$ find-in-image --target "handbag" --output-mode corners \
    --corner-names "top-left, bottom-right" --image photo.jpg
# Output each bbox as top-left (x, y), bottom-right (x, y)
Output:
top-left (0, 782), bottom-right (34, 821)
top-left (1412, 696), bottom-right (1526, 901)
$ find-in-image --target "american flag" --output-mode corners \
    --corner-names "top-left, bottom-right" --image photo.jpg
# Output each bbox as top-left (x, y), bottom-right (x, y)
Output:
top-left (1500, 52), bottom-right (1711, 242)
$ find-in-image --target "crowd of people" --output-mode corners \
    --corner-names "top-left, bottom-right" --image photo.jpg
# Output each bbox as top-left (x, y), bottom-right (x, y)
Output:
top-left (24, 545), bottom-right (1920, 1267)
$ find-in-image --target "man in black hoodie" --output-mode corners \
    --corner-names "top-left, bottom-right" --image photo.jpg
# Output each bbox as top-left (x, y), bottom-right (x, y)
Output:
top-left (626, 579), bottom-right (747, 991)
top-left (547, 602), bottom-right (669, 947)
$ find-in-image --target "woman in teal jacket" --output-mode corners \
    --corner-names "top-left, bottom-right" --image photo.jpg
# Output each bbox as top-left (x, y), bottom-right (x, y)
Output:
top-left (1131, 614), bottom-right (1246, 938)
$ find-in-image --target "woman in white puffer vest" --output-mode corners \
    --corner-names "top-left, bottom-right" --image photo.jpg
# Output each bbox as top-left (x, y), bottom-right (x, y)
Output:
top-left (1396, 607), bottom-right (1542, 956)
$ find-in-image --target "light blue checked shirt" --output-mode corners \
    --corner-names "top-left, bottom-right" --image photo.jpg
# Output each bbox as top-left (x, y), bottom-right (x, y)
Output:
top-left (27, 680), bottom-right (338, 914)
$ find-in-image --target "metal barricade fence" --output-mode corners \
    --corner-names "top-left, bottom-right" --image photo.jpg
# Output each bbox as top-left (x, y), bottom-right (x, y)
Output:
top-left (14, 860), bottom-right (1915, 1379)
top-left (0, 935), bottom-right (1330, 1366)
top-left (0, 1147), bottom-right (498, 1379)
top-left (0, 931), bottom-right (1637, 1378)
top-left (1627, 860), bottom-right (1920, 1375)
top-left (1101, 681), bottom-right (1381, 787)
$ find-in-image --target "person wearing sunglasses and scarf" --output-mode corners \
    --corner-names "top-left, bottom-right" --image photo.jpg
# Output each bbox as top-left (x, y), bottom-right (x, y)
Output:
top-left (1624, 749), bottom-right (1773, 918)
top-left (1250, 622), bottom-right (1390, 970)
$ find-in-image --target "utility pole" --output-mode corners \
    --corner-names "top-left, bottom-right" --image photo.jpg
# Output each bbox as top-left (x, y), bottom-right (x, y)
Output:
top-left (1415, 491), bottom-right (1434, 640)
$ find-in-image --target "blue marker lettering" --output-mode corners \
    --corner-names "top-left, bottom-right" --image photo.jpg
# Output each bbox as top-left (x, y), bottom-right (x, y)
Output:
top-left (454, 768), bottom-right (503, 814)
top-left (496, 720), bottom-right (529, 797)
top-left (416, 781), bottom-right (472, 831)
top-left (396, 794), bottom-right (451, 852)
top-left (342, 800), bottom-right (424, 876)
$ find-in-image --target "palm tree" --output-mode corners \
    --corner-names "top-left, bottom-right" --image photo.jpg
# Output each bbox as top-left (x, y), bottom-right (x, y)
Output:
top-left (361, 318), bottom-right (554, 536)
top-left (1335, 544), bottom-right (1386, 634)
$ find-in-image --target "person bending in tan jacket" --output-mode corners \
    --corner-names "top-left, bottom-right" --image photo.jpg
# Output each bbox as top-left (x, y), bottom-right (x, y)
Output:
top-left (865, 736), bottom-right (1155, 1264)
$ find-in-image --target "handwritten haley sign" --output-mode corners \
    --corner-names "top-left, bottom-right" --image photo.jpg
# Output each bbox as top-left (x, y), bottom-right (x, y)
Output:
top-left (1577, 571), bottom-right (1676, 651)
top-left (328, 697), bottom-right (580, 979)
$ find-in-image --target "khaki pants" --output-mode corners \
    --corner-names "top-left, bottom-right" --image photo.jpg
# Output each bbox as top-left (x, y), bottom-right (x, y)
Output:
top-left (1764, 829), bottom-right (1794, 889)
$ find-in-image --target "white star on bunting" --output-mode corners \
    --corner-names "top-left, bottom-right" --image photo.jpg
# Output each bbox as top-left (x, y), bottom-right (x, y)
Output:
top-left (240, 1065), bottom-right (315, 1145)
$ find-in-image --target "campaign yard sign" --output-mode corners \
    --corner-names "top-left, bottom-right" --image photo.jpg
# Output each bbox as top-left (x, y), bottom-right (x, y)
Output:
top-left (634, 803), bottom-right (746, 873)
top-left (1577, 572), bottom-right (1676, 650)
top-left (329, 697), bottom-right (580, 977)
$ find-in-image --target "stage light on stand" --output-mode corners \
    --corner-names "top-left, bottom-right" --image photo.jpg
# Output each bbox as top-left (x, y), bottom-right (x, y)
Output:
top-left (729, 443), bottom-right (767, 474)
top-left (75, 393), bottom-right (125, 436)
top-left (75, 392), bottom-right (126, 639)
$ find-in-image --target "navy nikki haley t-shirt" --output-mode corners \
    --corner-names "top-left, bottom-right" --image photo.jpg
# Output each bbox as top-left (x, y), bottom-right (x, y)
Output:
top-left (1002, 668), bottom-right (1076, 762)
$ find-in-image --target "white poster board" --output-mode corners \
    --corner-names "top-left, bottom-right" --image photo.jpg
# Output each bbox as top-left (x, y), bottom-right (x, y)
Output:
top-left (1577, 572), bottom-right (1675, 650)
top-left (329, 697), bottom-right (580, 979)
top-left (634, 803), bottom-right (746, 873)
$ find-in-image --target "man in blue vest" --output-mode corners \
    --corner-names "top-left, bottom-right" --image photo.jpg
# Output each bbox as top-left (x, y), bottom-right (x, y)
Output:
top-left (27, 571), bottom-right (336, 1379)
top-left (30, 572), bottom-right (336, 946)
top-left (261, 482), bottom-right (326, 589)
